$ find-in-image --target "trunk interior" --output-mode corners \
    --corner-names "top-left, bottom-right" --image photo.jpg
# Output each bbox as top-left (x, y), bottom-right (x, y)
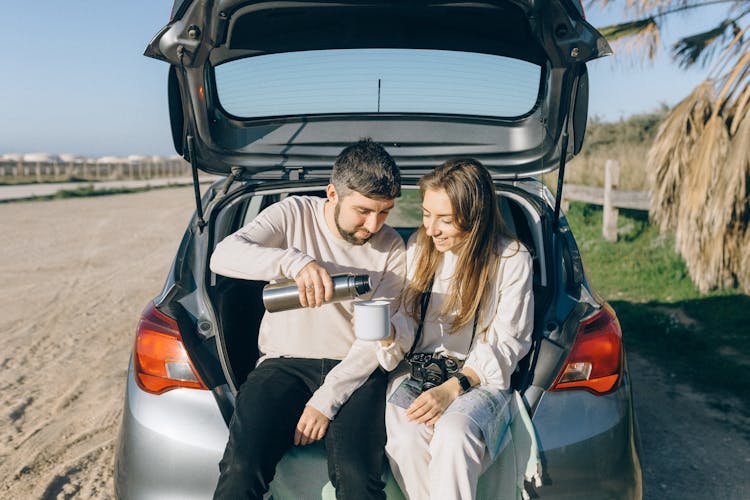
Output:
top-left (207, 184), bottom-right (551, 395)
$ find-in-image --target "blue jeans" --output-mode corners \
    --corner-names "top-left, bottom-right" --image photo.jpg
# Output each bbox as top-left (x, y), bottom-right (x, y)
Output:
top-left (213, 358), bottom-right (387, 500)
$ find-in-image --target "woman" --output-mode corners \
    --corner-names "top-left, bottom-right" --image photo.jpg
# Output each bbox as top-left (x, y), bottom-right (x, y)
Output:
top-left (378, 158), bottom-right (534, 500)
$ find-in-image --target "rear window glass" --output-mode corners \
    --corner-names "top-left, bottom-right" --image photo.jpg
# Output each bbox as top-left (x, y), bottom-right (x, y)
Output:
top-left (214, 49), bottom-right (542, 119)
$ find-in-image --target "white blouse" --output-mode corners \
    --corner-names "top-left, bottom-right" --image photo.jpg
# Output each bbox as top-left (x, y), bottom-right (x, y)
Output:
top-left (379, 233), bottom-right (534, 390)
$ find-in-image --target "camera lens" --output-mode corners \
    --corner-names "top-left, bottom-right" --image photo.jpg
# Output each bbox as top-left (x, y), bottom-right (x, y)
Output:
top-left (421, 381), bottom-right (439, 391)
top-left (421, 362), bottom-right (444, 392)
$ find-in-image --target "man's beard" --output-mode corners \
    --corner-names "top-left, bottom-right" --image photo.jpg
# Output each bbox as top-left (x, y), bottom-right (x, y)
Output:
top-left (334, 203), bottom-right (372, 245)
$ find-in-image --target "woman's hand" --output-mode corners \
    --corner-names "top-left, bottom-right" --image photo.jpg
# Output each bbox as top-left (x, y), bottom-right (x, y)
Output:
top-left (379, 323), bottom-right (396, 347)
top-left (406, 378), bottom-right (462, 426)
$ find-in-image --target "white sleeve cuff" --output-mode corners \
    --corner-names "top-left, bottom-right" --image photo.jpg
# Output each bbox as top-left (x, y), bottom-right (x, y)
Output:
top-left (375, 311), bottom-right (415, 371)
top-left (306, 389), bottom-right (338, 420)
top-left (287, 254), bottom-right (315, 280)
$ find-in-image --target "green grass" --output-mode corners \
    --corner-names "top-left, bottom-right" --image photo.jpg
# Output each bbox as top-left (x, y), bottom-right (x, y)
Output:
top-left (387, 187), bottom-right (423, 228)
top-left (565, 202), bottom-right (749, 409)
top-left (564, 203), bottom-right (702, 302)
top-left (55, 185), bottom-right (141, 198)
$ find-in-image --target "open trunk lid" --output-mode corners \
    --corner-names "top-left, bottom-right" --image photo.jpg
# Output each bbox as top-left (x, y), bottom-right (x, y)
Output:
top-left (146, 0), bottom-right (610, 180)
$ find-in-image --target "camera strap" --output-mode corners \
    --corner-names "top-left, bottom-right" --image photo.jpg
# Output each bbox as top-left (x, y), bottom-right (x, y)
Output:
top-left (406, 279), bottom-right (433, 358)
top-left (406, 278), bottom-right (479, 359)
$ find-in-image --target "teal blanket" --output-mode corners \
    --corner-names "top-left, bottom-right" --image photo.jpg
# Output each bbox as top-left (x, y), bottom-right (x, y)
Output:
top-left (269, 390), bottom-right (542, 499)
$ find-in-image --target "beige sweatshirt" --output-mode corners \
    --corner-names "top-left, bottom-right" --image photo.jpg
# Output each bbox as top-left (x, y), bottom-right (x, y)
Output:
top-left (210, 195), bottom-right (406, 418)
top-left (378, 233), bottom-right (534, 390)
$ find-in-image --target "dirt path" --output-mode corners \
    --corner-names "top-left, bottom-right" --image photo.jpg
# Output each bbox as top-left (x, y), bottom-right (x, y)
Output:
top-left (0, 188), bottom-right (194, 499)
top-left (0, 188), bottom-right (748, 499)
top-left (627, 353), bottom-right (750, 499)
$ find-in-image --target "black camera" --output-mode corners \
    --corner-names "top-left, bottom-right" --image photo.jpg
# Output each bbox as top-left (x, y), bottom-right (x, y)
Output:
top-left (407, 352), bottom-right (461, 392)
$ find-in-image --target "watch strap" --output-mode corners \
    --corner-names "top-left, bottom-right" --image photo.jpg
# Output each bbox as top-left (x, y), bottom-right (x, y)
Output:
top-left (453, 373), bottom-right (471, 393)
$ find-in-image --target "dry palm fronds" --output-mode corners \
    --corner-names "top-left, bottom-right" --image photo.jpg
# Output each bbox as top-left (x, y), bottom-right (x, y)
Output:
top-left (672, 20), bottom-right (734, 68)
top-left (591, 0), bottom-right (682, 16)
top-left (730, 77), bottom-right (750, 133)
top-left (598, 17), bottom-right (661, 59)
top-left (592, 0), bottom-right (750, 66)
top-left (599, 17), bottom-right (658, 41)
top-left (721, 109), bottom-right (750, 293)
top-left (676, 114), bottom-right (730, 292)
top-left (713, 48), bottom-right (750, 109)
top-left (595, 0), bottom-right (750, 293)
top-left (649, 70), bottom-right (750, 292)
top-left (705, 21), bottom-right (749, 81)
top-left (649, 81), bottom-right (714, 233)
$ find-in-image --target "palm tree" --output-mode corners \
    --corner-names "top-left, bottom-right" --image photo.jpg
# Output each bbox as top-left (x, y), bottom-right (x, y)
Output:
top-left (592, 0), bottom-right (750, 293)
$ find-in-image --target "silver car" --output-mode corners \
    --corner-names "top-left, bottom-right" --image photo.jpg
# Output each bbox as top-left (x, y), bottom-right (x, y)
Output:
top-left (115, 1), bottom-right (642, 498)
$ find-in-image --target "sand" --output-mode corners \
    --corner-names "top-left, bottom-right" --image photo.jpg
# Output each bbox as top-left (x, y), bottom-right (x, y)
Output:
top-left (0, 188), bottom-right (193, 499)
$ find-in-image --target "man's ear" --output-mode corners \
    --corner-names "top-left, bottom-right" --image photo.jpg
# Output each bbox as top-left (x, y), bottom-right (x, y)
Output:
top-left (326, 184), bottom-right (338, 204)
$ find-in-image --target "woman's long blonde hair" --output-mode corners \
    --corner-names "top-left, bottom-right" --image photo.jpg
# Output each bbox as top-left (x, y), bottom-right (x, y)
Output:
top-left (405, 158), bottom-right (515, 331)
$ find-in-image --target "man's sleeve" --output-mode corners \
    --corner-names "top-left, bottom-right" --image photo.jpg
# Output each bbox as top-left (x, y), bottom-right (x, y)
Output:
top-left (306, 234), bottom-right (407, 418)
top-left (306, 339), bottom-right (382, 419)
top-left (209, 200), bottom-right (314, 281)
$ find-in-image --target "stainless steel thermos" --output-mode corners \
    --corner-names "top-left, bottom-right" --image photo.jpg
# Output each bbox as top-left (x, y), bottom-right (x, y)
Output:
top-left (262, 274), bottom-right (371, 312)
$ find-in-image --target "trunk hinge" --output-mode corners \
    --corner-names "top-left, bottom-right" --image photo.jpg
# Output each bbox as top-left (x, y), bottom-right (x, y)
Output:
top-left (218, 166), bottom-right (245, 197)
top-left (186, 135), bottom-right (206, 231)
top-left (285, 166), bottom-right (305, 181)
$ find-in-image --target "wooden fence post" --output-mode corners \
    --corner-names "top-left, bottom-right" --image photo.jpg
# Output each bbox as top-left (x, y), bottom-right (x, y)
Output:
top-left (602, 159), bottom-right (620, 242)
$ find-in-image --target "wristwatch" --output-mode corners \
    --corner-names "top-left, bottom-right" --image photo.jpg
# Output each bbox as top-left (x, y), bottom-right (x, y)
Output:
top-left (452, 373), bottom-right (472, 393)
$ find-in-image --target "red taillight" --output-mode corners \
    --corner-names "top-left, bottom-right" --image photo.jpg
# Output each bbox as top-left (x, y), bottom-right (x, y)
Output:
top-left (550, 303), bottom-right (622, 394)
top-left (134, 303), bottom-right (208, 395)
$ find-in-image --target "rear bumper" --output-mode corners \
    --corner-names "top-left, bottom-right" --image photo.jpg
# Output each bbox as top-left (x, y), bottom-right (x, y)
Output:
top-left (531, 374), bottom-right (642, 499)
top-left (113, 362), bottom-right (641, 499)
top-left (114, 361), bottom-right (227, 500)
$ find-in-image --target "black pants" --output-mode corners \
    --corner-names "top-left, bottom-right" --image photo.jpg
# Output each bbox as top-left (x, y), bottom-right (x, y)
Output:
top-left (213, 358), bottom-right (387, 500)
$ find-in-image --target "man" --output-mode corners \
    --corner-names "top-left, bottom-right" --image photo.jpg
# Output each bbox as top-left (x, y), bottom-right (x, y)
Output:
top-left (210, 138), bottom-right (406, 499)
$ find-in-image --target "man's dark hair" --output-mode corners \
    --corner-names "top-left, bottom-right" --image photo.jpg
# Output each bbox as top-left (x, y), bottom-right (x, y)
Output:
top-left (331, 138), bottom-right (401, 199)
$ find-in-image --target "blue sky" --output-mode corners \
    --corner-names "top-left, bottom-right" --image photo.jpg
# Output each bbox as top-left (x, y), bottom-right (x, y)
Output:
top-left (0, 1), bottom-right (726, 158)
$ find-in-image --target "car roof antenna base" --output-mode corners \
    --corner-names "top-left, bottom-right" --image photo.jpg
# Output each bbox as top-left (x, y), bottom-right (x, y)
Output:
top-left (186, 135), bottom-right (206, 230)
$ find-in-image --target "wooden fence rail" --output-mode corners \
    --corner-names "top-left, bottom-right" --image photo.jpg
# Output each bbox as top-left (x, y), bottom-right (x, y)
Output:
top-left (0, 158), bottom-right (191, 183)
top-left (4, 156), bottom-right (648, 242)
top-left (562, 160), bottom-right (652, 242)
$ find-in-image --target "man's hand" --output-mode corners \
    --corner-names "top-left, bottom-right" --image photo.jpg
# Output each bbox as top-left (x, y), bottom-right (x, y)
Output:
top-left (294, 405), bottom-right (330, 446)
top-left (295, 261), bottom-right (334, 307)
